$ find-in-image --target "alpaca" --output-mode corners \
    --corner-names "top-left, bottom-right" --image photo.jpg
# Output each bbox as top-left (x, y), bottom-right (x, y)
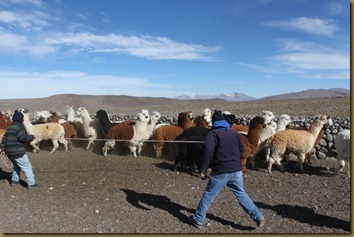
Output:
top-left (22, 113), bottom-right (68, 154)
top-left (203, 108), bottom-right (212, 127)
top-left (51, 112), bottom-right (78, 150)
top-left (334, 129), bottom-right (350, 177)
top-left (76, 107), bottom-right (102, 150)
top-left (0, 111), bottom-right (12, 130)
top-left (153, 111), bottom-right (194, 158)
top-left (266, 115), bottom-right (328, 173)
top-left (35, 110), bottom-right (52, 124)
top-left (275, 114), bottom-right (292, 132)
top-left (173, 126), bottom-right (210, 172)
top-left (239, 116), bottom-right (266, 173)
top-left (66, 106), bottom-right (83, 123)
top-left (0, 128), bottom-right (6, 141)
top-left (3, 109), bottom-right (13, 122)
top-left (262, 110), bottom-right (275, 123)
top-left (102, 112), bottom-right (150, 157)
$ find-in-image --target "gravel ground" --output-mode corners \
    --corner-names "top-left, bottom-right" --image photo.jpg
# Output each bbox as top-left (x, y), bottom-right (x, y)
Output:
top-left (0, 97), bottom-right (351, 234)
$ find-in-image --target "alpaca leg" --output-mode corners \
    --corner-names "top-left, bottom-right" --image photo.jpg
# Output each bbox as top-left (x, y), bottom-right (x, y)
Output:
top-left (155, 142), bottom-right (164, 158)
top-left (241, 158), bottom-right (248, 173)
top-left (102, 140), bottom-right (115, 156)
top-left (86, 137), bottom-right (95, 150)
top-left (59, 137), bottom-right (68, 152)
top-left (30, 139), bottom-right (42, 153)
top-left (50, 139), bottom-right (59, 154)
top-left (336, 159), bottom-right (345, 174)
top-left (347, 161), bottom-right (350, 178)
top-left (295, 153), bottom-right (306, 173)
top-left (267, 157), bottom-right (275, 173)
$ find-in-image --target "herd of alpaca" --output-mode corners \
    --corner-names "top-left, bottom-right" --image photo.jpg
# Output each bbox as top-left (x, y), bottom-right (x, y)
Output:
top-left (0, 107), bottom-right (350, 177)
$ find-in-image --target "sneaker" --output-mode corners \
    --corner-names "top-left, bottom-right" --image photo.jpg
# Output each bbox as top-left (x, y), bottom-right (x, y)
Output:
top-left (10, 181), bottom-right (19, 186)
top-left (188, 215), bottom-right (202, 228)
top-left (27, 183), bottom-right (39, 189)
top-left (256, 218), bottom-right (266, 229)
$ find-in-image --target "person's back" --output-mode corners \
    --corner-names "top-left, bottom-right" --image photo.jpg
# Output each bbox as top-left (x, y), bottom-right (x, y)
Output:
top-left (188, 110), bottom-right (265, 230)
top-left (202, 128), bottom-right (243, 173)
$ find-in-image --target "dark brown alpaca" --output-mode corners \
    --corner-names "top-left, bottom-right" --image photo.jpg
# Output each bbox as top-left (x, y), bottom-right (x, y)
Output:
top-left (238, 116), bottom-right (265, 173)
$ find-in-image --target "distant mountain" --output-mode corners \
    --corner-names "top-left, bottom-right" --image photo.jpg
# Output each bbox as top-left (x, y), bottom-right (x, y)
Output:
top-left (260, 88), bottom-right (350, 100)
top-left (176, 88), bottom-right (350, 102)
top-left (175, 92), bottom-right (257, 102)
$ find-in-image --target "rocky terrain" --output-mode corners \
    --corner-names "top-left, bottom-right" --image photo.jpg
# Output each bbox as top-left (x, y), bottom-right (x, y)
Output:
top-left (0, 96), bottom-right (351, 234)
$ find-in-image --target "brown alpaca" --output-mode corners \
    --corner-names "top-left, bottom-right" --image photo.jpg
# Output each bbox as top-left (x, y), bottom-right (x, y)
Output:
top-left (0, 111), bottom-right (12, 130)
top-left (0, 128), bottom-right (6, 141)
top-left (51, 112), bottom-right (78, 150)
top-left (238, 116), bottom-right (265, 173)
top-left (231, 124), bottom-right (249, 134)
top-left (153, 111), bottom-right (195, 158)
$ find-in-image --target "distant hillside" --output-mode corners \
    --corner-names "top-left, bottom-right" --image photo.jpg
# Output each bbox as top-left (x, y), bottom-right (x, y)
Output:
top-left (175, 92), bottom-right (256, 102)
top-left (0, 94), bottom-right (227, 114)
top-left (259, 88), bottom-right (350, 100)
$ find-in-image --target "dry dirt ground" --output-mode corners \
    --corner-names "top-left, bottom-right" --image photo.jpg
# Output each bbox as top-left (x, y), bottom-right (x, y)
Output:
top-left (0, 97), bottom-right (351, 234)
top-left (0, 139), bottom-right (350, 234)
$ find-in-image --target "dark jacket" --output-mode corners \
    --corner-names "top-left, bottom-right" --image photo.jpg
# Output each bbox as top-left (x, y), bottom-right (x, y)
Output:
top-left (199, 122), bottom-right (244, 173)
top-left (0, 122), bottom-right (34, 160)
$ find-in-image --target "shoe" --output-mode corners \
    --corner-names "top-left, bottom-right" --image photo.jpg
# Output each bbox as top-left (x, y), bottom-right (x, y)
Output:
top-left (188, 215), bottom-right (202, 228)
top-left (27, 183), bottom-right (39, 189)
top-left (256, 218), bottom-right (266, 229)
top-left (10, 181), bottom-right (19, 186)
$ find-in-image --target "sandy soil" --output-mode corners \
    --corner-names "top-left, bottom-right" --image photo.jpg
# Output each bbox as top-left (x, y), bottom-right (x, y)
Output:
top-left (0, 96), bottom-right (351, 234)
top-left (0, 139), bottom-right (350, 234)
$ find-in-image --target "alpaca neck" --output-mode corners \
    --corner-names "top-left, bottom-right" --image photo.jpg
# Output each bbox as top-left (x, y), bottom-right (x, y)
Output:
top-left (309, 122), bottom-right (323, 146)
top-left (23, 117), bottom-right (34, 135)
top-left (248, 128), bottom-right (263, 145)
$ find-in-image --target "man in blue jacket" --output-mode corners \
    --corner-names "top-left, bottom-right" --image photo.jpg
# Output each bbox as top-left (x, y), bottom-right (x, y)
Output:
top-left (188, 110), bottom-right (265, 229)
top-left (0, 111), bottom-right (38, 189)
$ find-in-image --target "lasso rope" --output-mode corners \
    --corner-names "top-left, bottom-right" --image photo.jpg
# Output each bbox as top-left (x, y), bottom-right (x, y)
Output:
top-left (66, 137), bottom-right (205, 143)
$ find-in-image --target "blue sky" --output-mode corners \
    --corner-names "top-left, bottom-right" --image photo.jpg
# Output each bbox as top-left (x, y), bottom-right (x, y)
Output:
top-left (0, 0), bottom-right (350, 99)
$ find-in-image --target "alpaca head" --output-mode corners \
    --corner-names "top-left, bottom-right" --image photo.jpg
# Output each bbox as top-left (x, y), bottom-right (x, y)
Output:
top-left (278, 114), bottom-right (291, 126)
top-left (262, 110), bottom-right (275, 123)
top-left (95, 109), bottom-right (108, 120)
top-left (249, 116), bottom-right (266, 130)
top-left (76, 107), bottom-right (90, 118)
top-left (315, 114), bottom-right (328, 126)
top-left (137, 112), bottom-right (150, 123)
top-left (150, 111), bottom-right (161, 123)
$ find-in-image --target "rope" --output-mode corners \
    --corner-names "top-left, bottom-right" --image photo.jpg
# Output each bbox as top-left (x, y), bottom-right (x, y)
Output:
top-left (66, 137), bottom-right (205, 143)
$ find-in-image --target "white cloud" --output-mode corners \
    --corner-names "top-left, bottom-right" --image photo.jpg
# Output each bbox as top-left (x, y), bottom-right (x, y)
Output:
top-left (262, 17), bottom-right (339, 37)
top-left (42, 32), bottom-right (220, 60)
top-left (324, 1), bottom-right (345, 16)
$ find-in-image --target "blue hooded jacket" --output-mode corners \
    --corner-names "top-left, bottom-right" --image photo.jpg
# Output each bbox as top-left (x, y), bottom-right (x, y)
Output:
top-left (199, 120), bottom-right (244, 173)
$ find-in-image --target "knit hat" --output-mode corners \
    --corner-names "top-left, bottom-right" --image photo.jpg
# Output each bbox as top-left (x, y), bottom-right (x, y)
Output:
top-left (212, 110), bottom-right (225, 123)
top-left (12, 111), bottom-right (24, 123)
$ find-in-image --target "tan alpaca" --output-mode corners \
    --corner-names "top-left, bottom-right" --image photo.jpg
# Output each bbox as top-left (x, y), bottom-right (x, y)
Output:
top-left (266, 115), bottom-right (327, 173)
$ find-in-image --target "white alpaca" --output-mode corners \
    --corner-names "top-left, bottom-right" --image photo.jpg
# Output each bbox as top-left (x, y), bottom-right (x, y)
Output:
top-left (22, 113), bottom-right (68, 154)
top-left (262, 110), bottom-right (275, 123)
top-left (66, 106), bottom-right (83, 123)
top-left (203, 108), bottom-right (212, 127)
top-left (102, 112), bottom-right (150, 157)
top-left (76, 107), bottom-right (100, 150)
top-left (276, 114), bottom-right (292, 132)
top-left (266, 115), bottom-right (328, 173)
top-left (35, 110), bottom-right (52, 123)
top-left (334, 129), bottom-right (350, 177)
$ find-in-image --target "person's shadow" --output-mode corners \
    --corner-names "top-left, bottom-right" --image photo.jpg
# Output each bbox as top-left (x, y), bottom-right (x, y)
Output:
top-left (120, 188), bottom-right (254, 230)
top-left (254, 202), bottom-right (350, 232)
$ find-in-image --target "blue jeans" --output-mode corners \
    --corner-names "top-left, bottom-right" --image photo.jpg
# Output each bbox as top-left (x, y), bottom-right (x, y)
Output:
top-left (193, 170), bottom-right (263, 225)
top-left (11, 154), bottom-right (36, 186)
